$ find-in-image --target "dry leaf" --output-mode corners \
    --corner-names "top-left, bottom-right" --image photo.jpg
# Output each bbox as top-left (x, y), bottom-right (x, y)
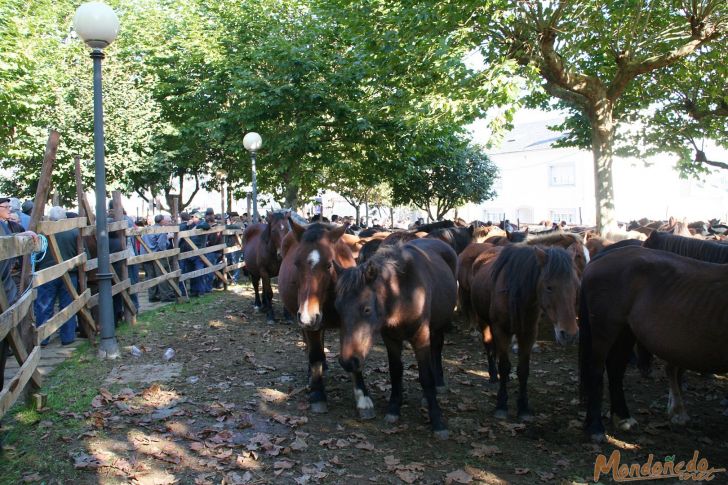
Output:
top-left (395, 469), bottom-right (420, 484)
top-left (445, 469), bottom-right (473, 484)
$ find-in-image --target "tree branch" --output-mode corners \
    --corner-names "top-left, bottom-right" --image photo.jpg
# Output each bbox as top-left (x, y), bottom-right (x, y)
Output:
top-left (182, 174), bottom-right (200, 209)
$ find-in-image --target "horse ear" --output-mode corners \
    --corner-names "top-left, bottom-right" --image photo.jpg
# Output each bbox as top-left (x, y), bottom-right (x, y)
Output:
top-left (332, 260), bottom-right (344, 277)
top-left (290, 217), bottom-right (306, 241)
top-left (266, 210), bottom-right (273, 222)
top-left (328, 223), bottom-right (347, 243)
top-left (364, 262), bottom-right (378, 282)
top-left (468, 225), bottom-right (474, 236)
top-left (524, 227), bottom-right (529, 235)
top-left (534, 246), bottom-right (548, 266)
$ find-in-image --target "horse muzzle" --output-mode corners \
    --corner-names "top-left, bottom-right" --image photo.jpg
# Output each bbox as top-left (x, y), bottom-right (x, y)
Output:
top-left (338, 355), bottom-right (362, 373)
top-left (297, 311), bottom-right (323, 330)
top-left (555, 327), bottom-right (579, 346)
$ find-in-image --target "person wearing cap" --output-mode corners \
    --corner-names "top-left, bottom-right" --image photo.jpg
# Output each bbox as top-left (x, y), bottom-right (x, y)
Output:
top-left (20, 200), bottom-right (33, 230)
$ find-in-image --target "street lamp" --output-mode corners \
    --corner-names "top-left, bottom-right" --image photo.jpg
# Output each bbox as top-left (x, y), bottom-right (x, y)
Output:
top-left (243, 132), bottom-right (262, 223)
top-left (74, 2), bottom-right (120, 359)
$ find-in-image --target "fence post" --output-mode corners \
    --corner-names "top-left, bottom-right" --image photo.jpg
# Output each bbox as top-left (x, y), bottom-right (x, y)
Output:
top-left (170, 197), bottom-right (188, 302)
top-left (112, 191), bottom-right (135, 325)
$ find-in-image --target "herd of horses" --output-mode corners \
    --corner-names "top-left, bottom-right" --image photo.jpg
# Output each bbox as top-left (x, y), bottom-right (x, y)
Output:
top-left (243, 211), bottom-right (728, 442)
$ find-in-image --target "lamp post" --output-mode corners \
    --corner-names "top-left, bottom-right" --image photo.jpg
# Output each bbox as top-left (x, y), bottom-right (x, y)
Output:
top-left (243, 132), bottom-right (262, 223)
top-left (216, 169), bottom-right (227, 220)
top-left (74, 2), bottom-right (120, 359)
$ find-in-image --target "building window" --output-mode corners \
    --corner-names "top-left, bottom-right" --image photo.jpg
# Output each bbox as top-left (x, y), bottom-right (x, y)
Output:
top-left (550, 209), bottom-right (577, 224)
top-left (483, 209), bottom-right (504, 224)
top-left (549, 163), bottom-right (575, 186)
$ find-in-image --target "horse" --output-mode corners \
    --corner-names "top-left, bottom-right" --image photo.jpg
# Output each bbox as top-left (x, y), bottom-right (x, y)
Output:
top-left (643, 230), bottom-right (728, 262)
top-left (277, 220), bottom-right (368, 417)
top-left (460, 243), bottom-right (504, 383)
top-left (525, 231), bottom-right (590, 277)
top-left (336, 238), bottom-right (457, 439)
top-left (243, 210), bottom-right (290, 323)
top-left (579, 245), bottom-right (728, 442)
top-left (478, 245), bottom-right (579, 420)
top-left (426, 226), bottom-right (474, 254)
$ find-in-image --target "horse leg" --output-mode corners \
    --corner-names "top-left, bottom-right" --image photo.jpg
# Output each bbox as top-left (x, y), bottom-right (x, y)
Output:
top-left (516, 328), bottom-right (537, 421)
top-left (304, 329), bottom-right (327, 413)
top-left (351, 369), bottom-right (375, 420)
top-left (383, 333), bottom-right (404, 425)
top-left (412, 334), bottom-right (448, 439)
top-left (636, 342), bottom-right (653, 379)
top-left (430, 328), bottom-right (447, 394)
top-left (666, 364), bottom-right (689, 425)
top-left (493, 328), bottom-right (512, 420)
top-left (262, 275), bottom-right (276, 324)
top-left (606, 328), bottom-right (636, 432)
top-left (251, 274), bottom-right (262, 310)
top-left (479, 322), bottom-right (499, 384)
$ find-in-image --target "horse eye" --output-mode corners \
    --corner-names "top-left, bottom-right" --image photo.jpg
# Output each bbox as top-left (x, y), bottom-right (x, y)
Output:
top-left (363, 306), bottom-right (372, 315)
top-left (545, 286), bottom-right (553, 293)
top-left (325, 262), bottom-right (332, 270)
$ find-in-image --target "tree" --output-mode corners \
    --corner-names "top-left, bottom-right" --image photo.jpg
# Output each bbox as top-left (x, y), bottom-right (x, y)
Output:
top-left (391, 139), bottom-right (498, 221)
top-left (479, 0), bottom-right (727, 232)
top-left (619, 43), bottom-right (727, 177)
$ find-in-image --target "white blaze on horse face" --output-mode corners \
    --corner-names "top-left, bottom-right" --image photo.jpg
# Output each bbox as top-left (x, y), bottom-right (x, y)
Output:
top-left (583, 245), bottom-right (590, 264)
top-left (307, 249), bottom-right (320, 268)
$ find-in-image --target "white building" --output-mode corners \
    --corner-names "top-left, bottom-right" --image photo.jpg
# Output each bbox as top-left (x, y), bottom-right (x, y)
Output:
top-left (458, 110), bottom-right (728, 226)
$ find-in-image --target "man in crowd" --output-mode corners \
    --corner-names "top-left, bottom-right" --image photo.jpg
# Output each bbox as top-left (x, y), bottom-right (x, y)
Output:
top-left (140, 214), bottom-right (175, 302)
top-left (20, 200), bottom-right (33, 230)
top-left (33, 206), bottom-right (79, 345)
top-left (186, 211), bottom-right (210, 297)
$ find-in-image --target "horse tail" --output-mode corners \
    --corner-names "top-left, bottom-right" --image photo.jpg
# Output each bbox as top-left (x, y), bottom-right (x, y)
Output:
top-left (578, 280), bottom-right (591, 404)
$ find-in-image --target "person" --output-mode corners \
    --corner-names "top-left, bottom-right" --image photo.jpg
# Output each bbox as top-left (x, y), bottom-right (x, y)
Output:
top-left (225, 215), bottom-right (243, 285)
top-left (140, 214), bottom-right (175, 302)
top-left (0, 197), bottom-right (38, 305)
top-left (187, 211), bottom-right (210, 296)
top-left (20, 200), bottom-right (33, 230)
top-left (33, 206), bottom-right (79, 345)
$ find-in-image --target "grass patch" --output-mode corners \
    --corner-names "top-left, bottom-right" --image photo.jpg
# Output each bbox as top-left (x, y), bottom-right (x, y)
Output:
top-left (0, 294), bottom-right (221, 484)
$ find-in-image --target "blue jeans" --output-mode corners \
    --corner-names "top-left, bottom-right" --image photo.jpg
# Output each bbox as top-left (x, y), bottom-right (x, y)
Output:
top-left (34, 273), bottom-right (78, 345)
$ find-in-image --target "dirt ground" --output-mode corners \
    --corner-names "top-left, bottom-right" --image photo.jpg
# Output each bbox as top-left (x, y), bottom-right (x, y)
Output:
top-left (15, 285), bottom-right (728, 484)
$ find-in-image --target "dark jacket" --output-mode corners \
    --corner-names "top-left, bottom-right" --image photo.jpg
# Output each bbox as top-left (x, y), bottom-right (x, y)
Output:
top-left (35, 229), bottom-right (80, 273)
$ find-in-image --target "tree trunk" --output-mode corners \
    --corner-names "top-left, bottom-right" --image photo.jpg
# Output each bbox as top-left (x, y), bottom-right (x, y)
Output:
top-left (283, 183), bottom-right (299, 210)
top-left (355, 206), bottom-right (360, 225)
top-left (588, 103), bottom-right (617, 234)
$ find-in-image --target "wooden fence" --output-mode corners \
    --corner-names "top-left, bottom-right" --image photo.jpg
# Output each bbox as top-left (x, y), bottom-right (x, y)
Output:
top-left (0, 211), bottom-right (244, 419)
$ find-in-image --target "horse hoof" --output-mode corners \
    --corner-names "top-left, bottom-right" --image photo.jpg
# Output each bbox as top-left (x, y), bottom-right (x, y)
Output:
top-left (253, 305), bottom-right (261, 312)
top-left (590, 432), bottom-right (606, 443)
top-left (310, 401), bottom-right (328, 414)
top-left (433, 429), bottom-right (449, 440)
top-left (358, 407), bottom-right (376, 421)
top-left (670, 413), bottom-right (689, 426)
top-left (384, 413), bottom-right (400, 424)
top-left (518, 412), bottom-right (534, 422)
top-left (494, 409), bottom-right (508, 420)
top-left (614, 416), bottom-right (638, 431)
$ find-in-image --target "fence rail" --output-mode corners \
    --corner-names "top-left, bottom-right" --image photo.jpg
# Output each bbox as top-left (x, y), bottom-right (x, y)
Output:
top-left (0, 213), bottom-right (245, 419)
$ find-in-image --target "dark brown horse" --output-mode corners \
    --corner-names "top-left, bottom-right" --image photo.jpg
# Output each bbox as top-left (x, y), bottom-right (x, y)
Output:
top-left (336, 238), bottom-right (457, 439)
top-left (580, 246), bottom-right (728, 442)
top-left (461, 243), bottom-right (503, 383)
top-left (277, 221), bottom-right (367, 416)
top-left (476, 245), bottom-right (579, 420)
top-left (243, 211), bottom-right (290, 323)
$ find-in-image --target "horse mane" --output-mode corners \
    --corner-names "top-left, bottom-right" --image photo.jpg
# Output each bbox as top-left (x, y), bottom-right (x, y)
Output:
top-left (491, 246), bottom-right (542, 325)
top-left (301, 222), bottom-right (331, 243)
top-left (644, 231), bottom-right (728, 263)
top-left (337, 245), bottom-right (402, 298)
top-left (491, 245), bottom-right (573, 326)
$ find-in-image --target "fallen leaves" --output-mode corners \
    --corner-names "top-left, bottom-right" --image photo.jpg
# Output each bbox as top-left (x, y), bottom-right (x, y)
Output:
top-left (445, 469), bottom-right (473, 484)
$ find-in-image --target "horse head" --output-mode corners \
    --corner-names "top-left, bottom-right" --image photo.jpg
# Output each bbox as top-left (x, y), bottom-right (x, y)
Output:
top-left (335, 259), bottom-right (387, 373)
top-left (290, 220), bottom-right (352, 331)
top-left (263, 210), bottom-right (291, 260)
top-left (534, 247), bottom-right (580, 345)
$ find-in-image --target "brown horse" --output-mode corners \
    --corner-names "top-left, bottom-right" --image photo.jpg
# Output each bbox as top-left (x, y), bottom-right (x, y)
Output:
top-left (243, 211), bottom-right (290, 323)
top-left (461, 243), bottom-right (503, 383)
top-left (525, 231), bottom-right (589, 276)
top-left (478, 245), bottom-right (579, 420)
top-left (277, 221), bottom-right (367, 416)
top-left (580, 246), bottom-right (728, 442)
top-left (336, 238), bottom-right (457, 439)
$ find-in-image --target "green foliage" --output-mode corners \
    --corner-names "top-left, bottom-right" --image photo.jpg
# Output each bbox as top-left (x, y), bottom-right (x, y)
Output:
top-left (391, 138), bottom-right (498, 221)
